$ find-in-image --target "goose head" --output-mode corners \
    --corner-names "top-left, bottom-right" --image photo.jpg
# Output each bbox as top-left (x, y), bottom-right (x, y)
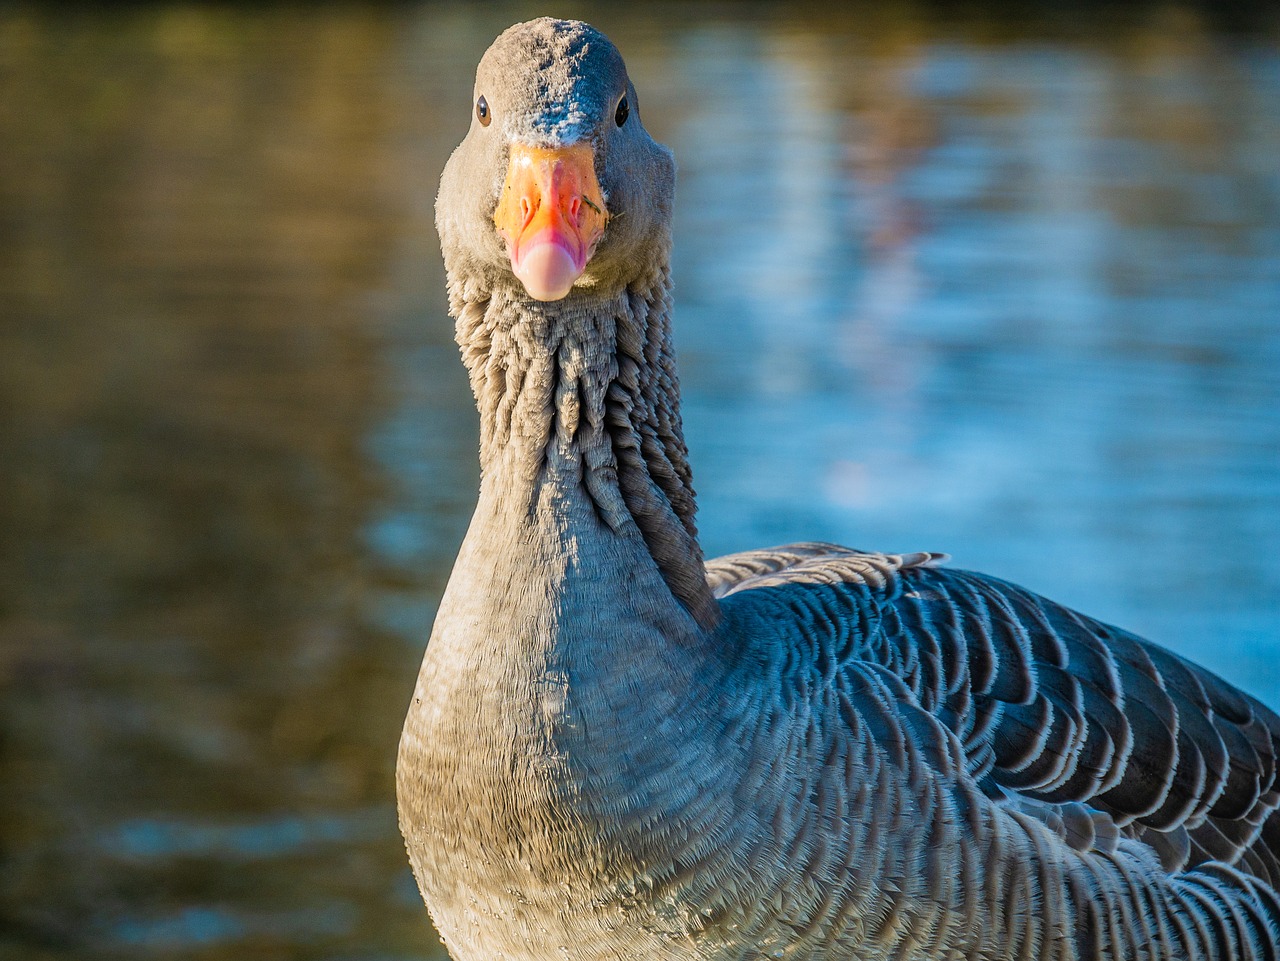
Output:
top-left (437, 18), bottom-right (675, 302)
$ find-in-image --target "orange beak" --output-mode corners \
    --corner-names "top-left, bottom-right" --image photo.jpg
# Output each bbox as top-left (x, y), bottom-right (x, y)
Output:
top-left (493, 143), bottom-right (609, 302)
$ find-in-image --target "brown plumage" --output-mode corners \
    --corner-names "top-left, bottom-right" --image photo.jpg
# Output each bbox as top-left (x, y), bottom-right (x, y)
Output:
top-left (397, 18), bottom-right (1280, 960)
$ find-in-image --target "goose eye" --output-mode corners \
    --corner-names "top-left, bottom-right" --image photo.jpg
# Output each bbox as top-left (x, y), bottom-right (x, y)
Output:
top-left (476, 95), bottom-right (490, 127)
top-left (614, 96), bottom-right (629, 127)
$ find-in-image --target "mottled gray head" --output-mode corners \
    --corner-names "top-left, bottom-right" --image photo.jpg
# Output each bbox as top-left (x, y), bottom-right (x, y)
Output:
top-left (436, 19), bottom-right (676, 302)
top-left (477, 19), bottom-right (629, 147)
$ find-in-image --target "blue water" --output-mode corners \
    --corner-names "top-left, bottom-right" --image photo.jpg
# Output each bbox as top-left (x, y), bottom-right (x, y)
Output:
top-left (0, 3), bottom-right (1277, 959)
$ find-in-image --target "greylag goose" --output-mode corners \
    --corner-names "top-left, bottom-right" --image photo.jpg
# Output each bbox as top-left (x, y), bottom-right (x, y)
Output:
top-left (397, 18), bottom-right (1280, 961)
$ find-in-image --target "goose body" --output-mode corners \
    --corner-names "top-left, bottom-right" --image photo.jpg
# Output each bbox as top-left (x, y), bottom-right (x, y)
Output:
top-left (396, 19), bottom-right (1280, 960)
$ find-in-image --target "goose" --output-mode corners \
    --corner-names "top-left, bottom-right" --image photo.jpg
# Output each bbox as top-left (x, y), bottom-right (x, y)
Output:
top-left (396, 18), bottom-right (1280, 961)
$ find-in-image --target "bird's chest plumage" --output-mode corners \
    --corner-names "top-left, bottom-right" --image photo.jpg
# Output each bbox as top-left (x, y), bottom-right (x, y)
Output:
top-left (395, 497), bottom-right (741, 961)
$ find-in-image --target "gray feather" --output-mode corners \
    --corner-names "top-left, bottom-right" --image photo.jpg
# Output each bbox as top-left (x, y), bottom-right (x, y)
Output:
top-left (397, 17), bottom-right (1280, 961)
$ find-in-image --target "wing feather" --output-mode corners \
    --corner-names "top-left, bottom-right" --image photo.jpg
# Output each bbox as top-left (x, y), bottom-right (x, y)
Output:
top-left (706, 542), bottom-right (1280, 881)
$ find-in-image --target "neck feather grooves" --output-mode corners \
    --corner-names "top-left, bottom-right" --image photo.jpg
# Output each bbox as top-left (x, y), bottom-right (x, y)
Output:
top-left (452, 271), bottom-right (719, 630)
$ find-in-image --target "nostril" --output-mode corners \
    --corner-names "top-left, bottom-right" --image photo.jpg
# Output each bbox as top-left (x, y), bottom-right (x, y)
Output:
top-left (520, 197), bottom-right (533, 223)
top-left (569, 197), bottom-right (581, 221)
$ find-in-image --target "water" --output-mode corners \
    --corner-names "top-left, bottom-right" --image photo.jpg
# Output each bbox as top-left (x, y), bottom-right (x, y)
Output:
top-left (1, 3), bottom-right (1277, 959)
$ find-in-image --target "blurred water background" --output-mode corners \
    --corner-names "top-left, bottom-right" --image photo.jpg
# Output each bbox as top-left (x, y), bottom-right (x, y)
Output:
top-left (1, 1), bottom-right (1277, 958)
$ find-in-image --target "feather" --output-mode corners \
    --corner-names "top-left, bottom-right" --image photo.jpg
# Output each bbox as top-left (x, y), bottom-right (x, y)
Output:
top-left (399, 17), bottom-right (1280, 961)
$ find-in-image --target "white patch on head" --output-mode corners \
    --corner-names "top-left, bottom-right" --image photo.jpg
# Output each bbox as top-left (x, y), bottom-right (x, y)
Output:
top-left (523, 38), bottom-right (598, 146)
top-left (532, 95), bottom-right (592, 144)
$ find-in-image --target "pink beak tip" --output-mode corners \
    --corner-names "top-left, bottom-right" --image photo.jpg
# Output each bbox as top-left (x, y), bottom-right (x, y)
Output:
top-left (513, 240), bottom-right (583, 302)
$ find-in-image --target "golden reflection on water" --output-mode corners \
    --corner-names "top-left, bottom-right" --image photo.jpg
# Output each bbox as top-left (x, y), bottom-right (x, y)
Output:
top-left (0, 6), bottom-right (463, 957)
top-left (0, 3), bottom-right (1276, 959)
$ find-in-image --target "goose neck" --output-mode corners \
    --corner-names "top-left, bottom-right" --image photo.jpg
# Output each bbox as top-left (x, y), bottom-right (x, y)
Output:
top-left (451, 273), bottom-right (718, 630)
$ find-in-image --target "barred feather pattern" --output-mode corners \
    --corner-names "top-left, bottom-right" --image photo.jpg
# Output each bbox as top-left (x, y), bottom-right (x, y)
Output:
top-left (401, 18), bottom-right (1280, 961)
top-left (706, 542), bottom-right (1280, 958)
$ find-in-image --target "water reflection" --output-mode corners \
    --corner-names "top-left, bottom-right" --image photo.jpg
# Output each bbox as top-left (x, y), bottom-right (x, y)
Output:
top-left (0, 3), bottom-right (1276, 959)
top-left (670, 13), bottom-right (1280, 698)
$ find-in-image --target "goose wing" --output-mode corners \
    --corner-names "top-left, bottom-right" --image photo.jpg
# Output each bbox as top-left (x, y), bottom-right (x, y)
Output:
top-left (707, 543), bottom-right (1280, 883)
